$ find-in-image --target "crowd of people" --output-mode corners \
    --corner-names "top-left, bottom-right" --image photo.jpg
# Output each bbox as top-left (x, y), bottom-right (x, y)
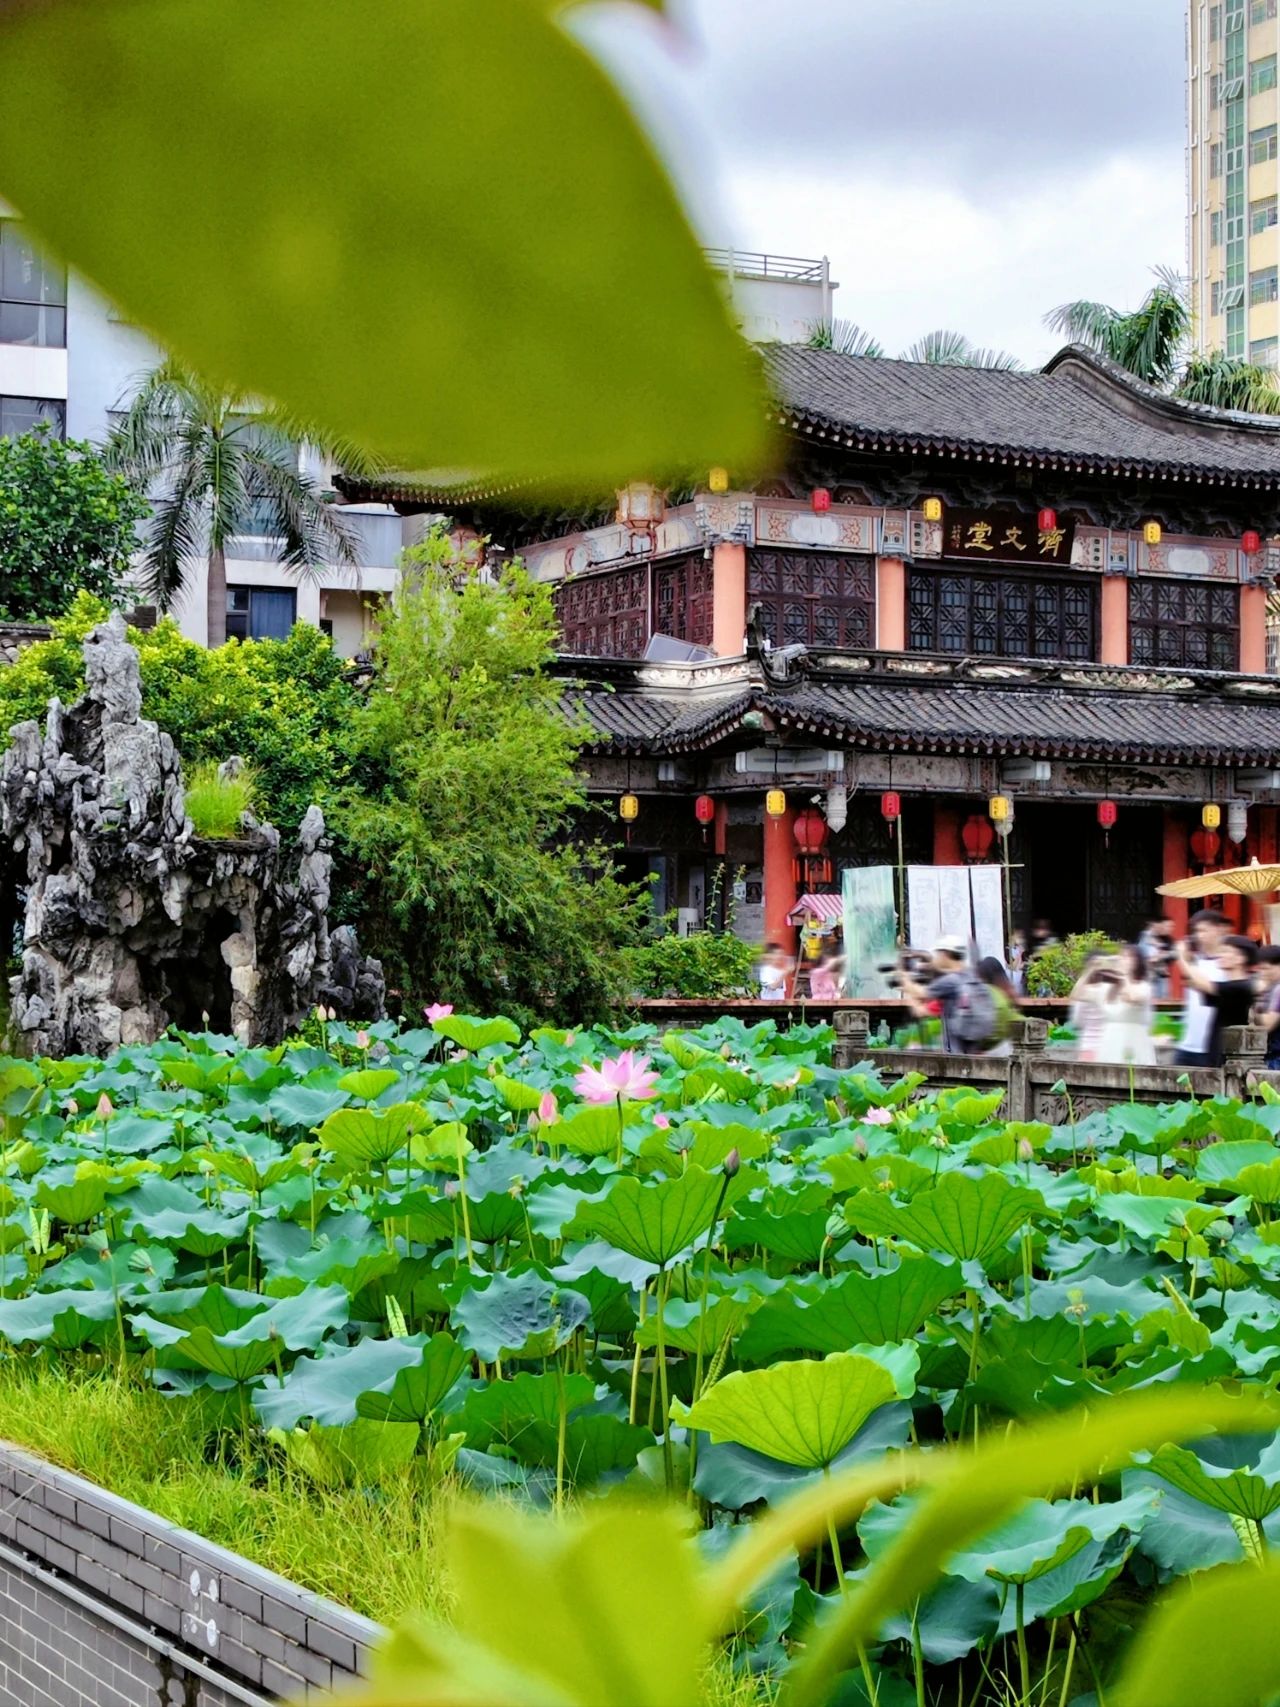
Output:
top-left (758, 906), bottom-right (1280, 1067)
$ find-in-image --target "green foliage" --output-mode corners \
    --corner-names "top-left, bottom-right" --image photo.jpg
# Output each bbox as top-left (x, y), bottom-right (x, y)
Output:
top-left (630, 873), bottom-right (760, 999)
top-left (183, 759), bottom-right (255, 839)
top-left (0, 429), bottom-right (147, 621)
top-left (1024, 929), bottom-right (1119, 996)
top-left (0, 0), bottom-right (765, 488)
top-left (336, 529), bottom-right (647, 1023)
top-left (0, 596), bottom-right (355, 835)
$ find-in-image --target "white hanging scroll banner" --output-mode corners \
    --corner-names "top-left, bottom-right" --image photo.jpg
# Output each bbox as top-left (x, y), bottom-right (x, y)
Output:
top-left (843, 864), bottom-right (897, 997)
top-left (936, 865), bottom-right (972, 943)
top-left (906, 866), bottom-right (941, 951)
top-left (968, 864), bottom-right (1005, 964)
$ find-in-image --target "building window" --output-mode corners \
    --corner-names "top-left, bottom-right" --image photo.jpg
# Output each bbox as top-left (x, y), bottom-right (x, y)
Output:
top-left (1251, 266), bottom-right (1279, 303)
top-left (746, 549), bottom-right (876, 650)
top-left (653, 553), bottom-right (714, 649)
top-left (225, 587), bottom-right (297, 643)
top-left (1211, 70), bottom-right (1224, 108)
top-left (553, 564), bottom-right (649, 658)
top-left (906, 567), bottom-right (1098, 663)
top-left (1212, 140), bottom-right (1225, 176)
top-left (0, 223), bottom-right (66, 349)
top-left (0, 396), bottom-right (64, 438)
top-left (1251, 335), bottom-right (1279, 365)
top-left (1212, 210), bottom-right (1224, 246)
top-left (1252, 0), bottom-right (1277, 21)
top-left (1253, 197), bottom-right (1280, 234)
top-left (1251, 53), bottom-right (1278, 93)
top-left (1251, 124), bottom-right (1279, 162)
top-left (1212, 1), bottom-right (1223, 35)
top-left (1129, 580), bottom-right (1238, 671)
top-left (1213, 279), bottom-right (1225, 314)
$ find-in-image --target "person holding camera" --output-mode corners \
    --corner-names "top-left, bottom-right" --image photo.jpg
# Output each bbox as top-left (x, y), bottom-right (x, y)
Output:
top-left (896, 934), bottom-right (994, 1054)
top-left (1070, 944), bottom-right (1156, 1064)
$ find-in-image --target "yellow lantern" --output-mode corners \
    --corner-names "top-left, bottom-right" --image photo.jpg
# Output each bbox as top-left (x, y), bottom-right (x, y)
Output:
top-left (1202, 802), bottom-right (1221, 830)
top-left (619, 793), bottom-right (640, 823)
top-left (765, 788), bottom-right (787, 819)
top-left (708, 467), bottom-right (730, 494)
top-left (1143, 520), bottom-right (1162, 546)
top-left (921, 496), bottom-right (943, 523)
top-left (988, 794), bottom-right (1011, 823)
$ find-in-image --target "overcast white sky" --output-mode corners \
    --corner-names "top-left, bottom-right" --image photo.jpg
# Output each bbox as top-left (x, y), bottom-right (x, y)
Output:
top-left (580, 0), bottom-right (1187, 366)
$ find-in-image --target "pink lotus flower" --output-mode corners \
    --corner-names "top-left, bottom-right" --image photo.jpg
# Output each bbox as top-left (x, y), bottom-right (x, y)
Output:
top-left (862, 1107), bottom-right (894, 1126)
top-left (355, 1029), bottom-right (370, 1050)
top-left (538, 1091), bottom-right (559, 1125)
top-left (574, 1050), bottom-right (658, 1105)
top-left (424, 1003), bottom-right (454, 1025)
top-left (652, 1111), bottom-right (671, 1130)
top-left (96, 1093), bottom-right (113, 1120)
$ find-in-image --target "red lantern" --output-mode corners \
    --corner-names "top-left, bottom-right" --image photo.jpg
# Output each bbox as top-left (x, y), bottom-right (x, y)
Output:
top-left (1038, 507), bottom-right (1057, 534)
top-left (961, 813), bottom-right (995, 862)
top-left (1190, 827), bottom-right (1221, 866)
top-left (1243, 529), bottom-right (1262, 555)
top-left (793, 808), bottom-right (830, 855)
top-left (694, 795), bottom-right (715, 825)
top-left (811, 488), bottom-right (832, 514)
top-left (1097, 800), bottom-right (1117, 829)
top-left (880, 791), bottom-right (901, 823)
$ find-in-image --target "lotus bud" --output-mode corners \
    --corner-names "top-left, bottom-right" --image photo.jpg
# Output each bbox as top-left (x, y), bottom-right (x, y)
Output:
top-left (527, 1111), bottom-right (540, 1132)
top-left (96, 1093), bottom-right (113, 1120)
top-left (538, 1091), bottom-right (558, 1125)
top-left (315, 1004), bottom-right (327, 1022)
top-left (652, 1111), bottom-right (670, 1130)
top-left (443, 1179), bottom-right (459, 1200)
top-left (201, 1010), bottom-right (210, 1028)
top-left (327, 1006), bottom-right (337, 1021)
top-left (355, 1029), bottom-right (370, 1050)
top-left (853, 1134), bottom-right (867, 1156)
top-left (723, 1147), bottom-right (741, 1178)
top-left (563, 1033), bottom-right (575, 1047)
top-left (929, 1133), bottom-right (949, 1151)
top-left (1016, 1137), bottom-right (1035, 1162)
top-left (720, 1043), bottom-right (732, 1060)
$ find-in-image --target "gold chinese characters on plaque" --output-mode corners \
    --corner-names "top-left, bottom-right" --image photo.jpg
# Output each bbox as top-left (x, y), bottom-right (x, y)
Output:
top-left (942, 507), bottom-right (1075, 566)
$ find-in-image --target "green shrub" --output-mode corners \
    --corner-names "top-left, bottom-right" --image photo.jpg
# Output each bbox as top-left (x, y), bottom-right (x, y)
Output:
top-left (1024, 929), bottom-right (1119, 996)
top-left (629, 918), bottom-right (758, 999)
top-left (183, 759), bottom-right (255, 838)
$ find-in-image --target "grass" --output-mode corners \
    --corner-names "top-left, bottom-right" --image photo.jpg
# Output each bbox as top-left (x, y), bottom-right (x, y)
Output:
top-left (0, 1360), bottom-right (774, 1705)
top-left (183, 758), bottom-right (256, 839)
top-left (0, 1360), bottom-right (451, 1626)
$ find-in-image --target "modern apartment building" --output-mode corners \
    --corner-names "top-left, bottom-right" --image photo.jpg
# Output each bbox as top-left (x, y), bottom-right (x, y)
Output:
top-left (1189, 0), bottom-right (1280, 365)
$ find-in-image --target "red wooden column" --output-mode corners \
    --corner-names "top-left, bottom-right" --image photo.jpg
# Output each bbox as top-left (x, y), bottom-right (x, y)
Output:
top-left (1100, 577), bottom-right (1128, 665)
top-left (1241, 583), bottom-right (1267, 675)
top-left (876, 556), bottom-right (906, 650)
top-left (933, 803), bottom-right (965, 865)
top-left (713, 799), bottom-right (729, 858)
top-left (763, 804), bottom-right (798, 952)
top-left (712, 543), bottom-right (747, 658)
top-left (1161, 806), bottom-right (1190, 941)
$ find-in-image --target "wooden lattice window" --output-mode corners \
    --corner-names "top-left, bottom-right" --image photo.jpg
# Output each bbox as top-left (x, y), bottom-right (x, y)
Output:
top-left (553, 565), bottom-right (649, 658)
top-left (747, 550), bottom-right (875, 649)
top-left (907, 567), bottom-right (1098, 661)
top-left (653, 553), bottom-right (714, 648)
top-left (1128, 579), bottom-right (1238, 671)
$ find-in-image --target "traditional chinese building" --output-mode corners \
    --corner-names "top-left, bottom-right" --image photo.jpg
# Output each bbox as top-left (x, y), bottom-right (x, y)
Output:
top-left (343, 343), bottom-right (1280, 950)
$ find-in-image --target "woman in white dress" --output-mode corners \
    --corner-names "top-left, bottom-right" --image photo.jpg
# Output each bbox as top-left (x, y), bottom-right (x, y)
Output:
top-left (1089, 945), bottom-right (1157, 1065)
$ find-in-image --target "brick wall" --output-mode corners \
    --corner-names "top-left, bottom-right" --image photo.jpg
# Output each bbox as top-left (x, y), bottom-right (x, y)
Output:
top-left (0, 1443), bottom-right (380, 1705)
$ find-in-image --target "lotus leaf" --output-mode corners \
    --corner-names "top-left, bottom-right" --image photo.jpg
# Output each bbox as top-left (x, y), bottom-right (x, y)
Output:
top-left (356, 1335), bottom-right (471, 1424)
top-left (337, 1069), bottom-right (401, 1102)
top-left (433, 1016), bottom-right (520, 1053)
top-left (317, 1103), bottom-right (430, 1167)
top-left (563, 1165), bottom-right (753, 1266)
top-left (736, 1258), bottom-right (962, 1364)
top-left (452, 1268), bottom-right (591, 1362)
top-left (1118, 1555), bottom-right (1280, 1707)
top-left (843, 1170), bottom-right (1045, 1265)
top-left (0, 1287), bottom-right (118, 1349)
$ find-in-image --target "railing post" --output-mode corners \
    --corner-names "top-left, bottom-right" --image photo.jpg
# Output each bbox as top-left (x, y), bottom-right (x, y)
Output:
top-left (833, 1008), bottom-right (870, 1071)
top-left (1223, 1024), bottom-right (1268, 1101)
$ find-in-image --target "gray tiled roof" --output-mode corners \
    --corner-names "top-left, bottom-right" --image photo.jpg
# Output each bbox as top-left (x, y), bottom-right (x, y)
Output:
top-left (764, 344), bottom-right (1280, 485)
top-left (568, 670), bottom-right (1280, 766)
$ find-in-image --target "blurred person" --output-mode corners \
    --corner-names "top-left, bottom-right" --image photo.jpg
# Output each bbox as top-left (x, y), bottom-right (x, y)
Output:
top-left (1138, 916), bottom-right (1176, 1000)
top-left (1083, 944), bottom-right (1157, 1066)
top-left (1253, 945), bottom-right (1280, 1070)
top-left (1176, 931), bottom-right (1257, 1067)
top-left (898, 935), bottom-right (995, 1054)
top-left (757, 941), bottom-right (792, 1002)
top-left (810, 931), bottom-right (847, 1001)
top-left (976, 956), bottom-right (1020, 1055)
top-left (1008, 928), bottom-right (1028, 991)
top-left (1172, 908), bottom-right (1231, 1068)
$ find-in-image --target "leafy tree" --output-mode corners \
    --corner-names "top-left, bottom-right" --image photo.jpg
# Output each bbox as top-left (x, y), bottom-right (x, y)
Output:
top-left (336, 530), bottom-right (646, 1023)
top-left (106, 360), bottom-right (368, 647)
top-left (1046, 269), bottom-right (1280, 412)
top-left (805, 321), bottom-right (1021, 369)
top-left (0, 593), bottom-right (355, 836)
top-left (0, 428), bottom-right (147, 621)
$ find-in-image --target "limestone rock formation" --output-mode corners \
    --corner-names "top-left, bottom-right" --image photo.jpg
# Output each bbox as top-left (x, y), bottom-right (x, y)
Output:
top-left (0, 614), bottom-right (383, 1055)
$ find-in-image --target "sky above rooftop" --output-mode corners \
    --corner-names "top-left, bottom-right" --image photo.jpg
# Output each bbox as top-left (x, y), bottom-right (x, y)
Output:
top-left (579, 0), bottom-right (1186, 367)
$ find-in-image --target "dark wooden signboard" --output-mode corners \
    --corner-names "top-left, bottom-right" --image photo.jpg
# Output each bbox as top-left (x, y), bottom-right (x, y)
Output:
top-left (943, 507), bottom-right (1075, 566)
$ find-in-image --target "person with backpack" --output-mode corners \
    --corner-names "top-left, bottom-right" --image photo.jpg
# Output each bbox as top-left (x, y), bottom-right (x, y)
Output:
top-left (899, 934), bottom-right (996, 1053)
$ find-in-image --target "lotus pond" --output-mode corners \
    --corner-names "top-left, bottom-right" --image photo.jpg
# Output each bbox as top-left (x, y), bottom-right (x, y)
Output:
top-left (3, 1013), bottom-right (1280, 1704)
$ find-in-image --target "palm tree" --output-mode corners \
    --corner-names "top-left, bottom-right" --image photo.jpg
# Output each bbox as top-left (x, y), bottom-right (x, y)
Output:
top-left (107, 361), bottom-right (375, 646)
top-left (805, 321), bottom-right (1021, 369)
top-left (1045, 269), bottom-right (1280, 413)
